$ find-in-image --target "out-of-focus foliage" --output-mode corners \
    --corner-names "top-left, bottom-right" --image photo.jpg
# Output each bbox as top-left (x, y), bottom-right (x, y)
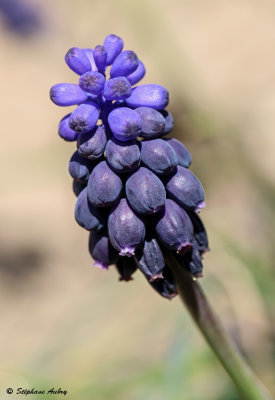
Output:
top-left (0, 1), bottom-right (274, 399)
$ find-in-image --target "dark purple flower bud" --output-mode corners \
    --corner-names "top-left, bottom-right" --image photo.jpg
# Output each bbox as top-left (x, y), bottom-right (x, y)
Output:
top-left (58, 114), bottom-right (79, 141)
top-left (87, 161), bottom-right (122, 207)
top-left (110, 50), bottom-right (139, 78)
top-left (154, 199), bottom-right (194, 254)
top-left (126, 60), bottom-right (146, 85)
top-left (72, 179), bottom-right (86, 197)
top-left (149, 266), bottom-right (177, 299)
top-left (187, 211), bottom-right (209, 253)
top-left (177, 241), bottom-right (203, 278)
top-left (106, 137), bottom-right (140, 174)
top-left (166, 138), bottom-right (192, 168)
top-left (103, 34), bottom-right (124, 66)
top-left (135, 107), bottom-right (166, 138)
top-left (77, 125), bottom-right (107, 160)
top-left (136, 233), bottom-right (165, 281)
top-left (50, 83), bottom-right (88, 107)
top-left (89, 231), bottom-right (118, 269)
top-left (126, 84), bottom-right (169, 110)
top-left (75, 187), bottom-right (106, 231)
top-left (108, 198), bottom-right (145, 257)
top-left (68, 151), bottom-right (93, 182)
top-left (165, 166), bottom-right (205, 211)
top-left (108, 107), bottom-right (142, 141)
top-left (93, 45), bottom-right (107, 73)
top-left (126, 167), bottom-right (166, 215)
top-left (160, 110), bottom-right (174, 134)
top-left (79, 71), bottom-right (105, 96)
top-left (140, 139), bottom-right (177, 176)
top-left (84, 48), bottom-right (98, 71)
top-left (103, 77), bottom-right (132, 101)
top-left (65, 47), bottom-right (91, 75)
top-left (69, 103), bottom-right (99, 133)
top-left (116, 257), bottom-right (137, 281)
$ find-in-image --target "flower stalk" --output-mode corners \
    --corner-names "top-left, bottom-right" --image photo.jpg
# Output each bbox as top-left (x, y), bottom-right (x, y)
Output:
top-left (164, 250), bottom-right (274, 400)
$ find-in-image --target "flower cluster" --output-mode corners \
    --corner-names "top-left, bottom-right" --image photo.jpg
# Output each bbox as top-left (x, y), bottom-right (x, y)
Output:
top-left (50, 34), bottom-right (209, 299)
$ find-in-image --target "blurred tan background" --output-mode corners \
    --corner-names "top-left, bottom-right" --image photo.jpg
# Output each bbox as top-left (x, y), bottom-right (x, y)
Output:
top-left (0, 1), bottom-right (274, 399)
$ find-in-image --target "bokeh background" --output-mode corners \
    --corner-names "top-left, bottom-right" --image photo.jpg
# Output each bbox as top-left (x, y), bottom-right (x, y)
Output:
top-left (0, 0), bottom-right (274, 399)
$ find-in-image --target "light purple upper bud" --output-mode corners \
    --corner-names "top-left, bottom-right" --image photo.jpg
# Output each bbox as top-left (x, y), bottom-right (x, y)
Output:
top-left (79, 71), bottom-right (105, 96)
top-left (165, 166), bottom-right (205, 211)
top-left (65, 47), bottom-right (92, 75)
top-left (154, 199), bottom-right (194, 254)
top-left (89, 231), bottom-right (118, 269)
top-left (77, 124), bottom-right (107, 160)
top-left (108, 198), bottom-right (145, 257)
top-left (161, 110), bottom-right (174, 134)
top-left (126, 60), bottom-right (146, 85)
top-left (50, 83), bottom-right (88, 106)
top-left (126, 167), bottom-right (166, 215)
top-left (69, 103), bottom-right (99, 133)
top-left (165, 138), bottom-right (192, 168)
top-left (93, 45), bottom-right (107, 73)
top-left (58, 114), bottom-right (79, 141)
top-left (103, 34), bottom-right (124, 66)
top-left (126, 84), bottom-right (169, 110)
top-left (103, 77), bottom-right (132, 101)
top-left (106, 137), bottom-right (140, 174)
top-left (87, 161), bottom-right (122, 207)
top-left (108, 107), bottom-right (142, 141)
top-left (135, 107), bottom-right (166, 138)
top-left (110, 50), bottom-right (139, 78)
top-left (74, 187), bottom-right (106, 232)
top-left (140, 139), bottom-right (177, 176)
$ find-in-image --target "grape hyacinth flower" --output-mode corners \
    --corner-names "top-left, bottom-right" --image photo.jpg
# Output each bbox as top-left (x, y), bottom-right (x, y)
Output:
top-left (50, 36), bottom-right (275, 400)
top-left (49, 34), bottom-right (209, 299)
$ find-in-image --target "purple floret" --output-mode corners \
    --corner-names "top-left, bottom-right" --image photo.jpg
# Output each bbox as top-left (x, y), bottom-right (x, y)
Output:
top-left (58, 114), bottom-right (79, 141)
top-left (106, 137), bottom-right (140, 174)
top-left (103, 77), bottom-right (132, 101)
top-left (140, 139), bottom-right (177, 175)
top-left (89, 231), bottom-right (118, 269)
top-left (116, 257), bottom-right (137, 281)
top-left (77, 125), bottom-right (107, 160)
top-left (75, 187), bottom-right (106, 232)
top-left (69, 103), bottom-right (99, 134)
top-left (165, 166), bottom-right (205, 211)
top-left (108, 198), bottom-right (145, 257)
top-left (165, 138), bottom-right (192, 168)
top-left (126, 167), bottom-right (166, 215)
top-left (136, 233), bottom-right (165, 281)
top-left (154, 199), bottom-right (194, 254)
top-left (135, 107), bottom-right (166, 138)
top-left (108, 107), bottom-right (142, 141)
top-left (103, 34), bottom-right (124, 66)
top-left (110, 50), bottom-right (139, 78)
top-left (87, 161), bottom-right (122, 207)
top-left (68, 151), bottom-right (93, 183)
top-left (126, 61), bottom-right (146, 85)
top-left (93, 45), bottom-right (107, 73)
top-left (50, 83), bottom-right (88, 107)
top-left (65, 47), bottom-right (92, 75)
top-left (160, 110), bottom-right (174, 134)
top-left (79, 71), bottom-right (105, 96)
top-left (126, 84), bottom-right (169, 110)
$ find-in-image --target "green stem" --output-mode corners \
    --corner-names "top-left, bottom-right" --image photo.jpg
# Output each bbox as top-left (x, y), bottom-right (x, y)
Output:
top-left (164, 250), bottom-right (274, 400)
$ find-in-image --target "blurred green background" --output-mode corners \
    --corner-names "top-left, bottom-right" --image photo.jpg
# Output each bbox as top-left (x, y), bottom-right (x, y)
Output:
top-left (0, 0), bottom-right (274, 399)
